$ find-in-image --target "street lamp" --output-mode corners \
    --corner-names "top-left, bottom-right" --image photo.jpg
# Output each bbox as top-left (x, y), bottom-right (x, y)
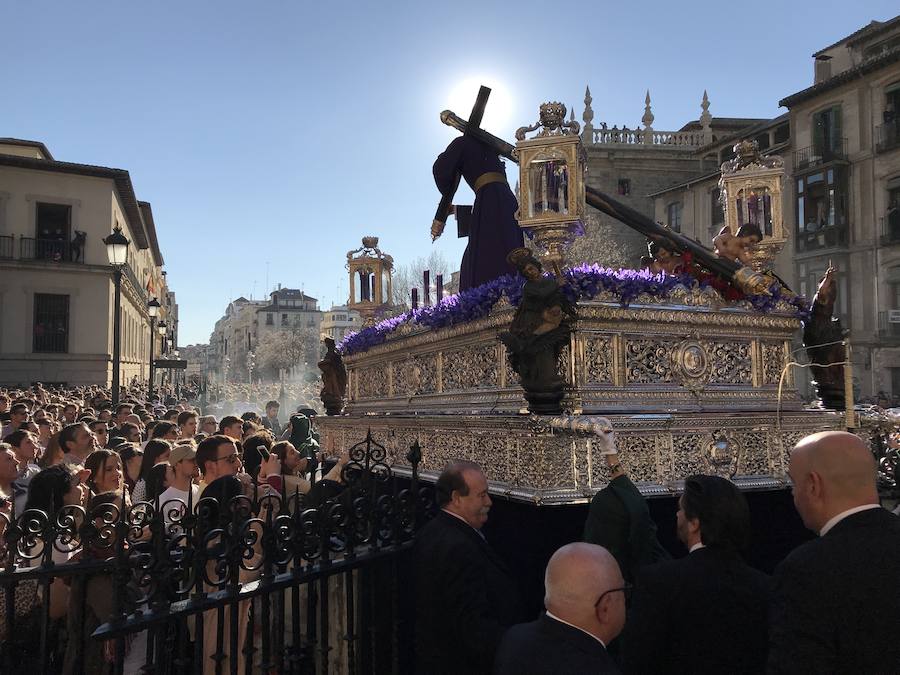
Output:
top-left (103, 226), bottom-right (130, 406)
top-left (157, 320), bottom-right (168, 396)
top-left (148, 297), bottom-right (161, 400)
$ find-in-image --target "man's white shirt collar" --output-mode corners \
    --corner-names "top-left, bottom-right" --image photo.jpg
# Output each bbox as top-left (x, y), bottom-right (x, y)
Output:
top-left (442, 508), bottom-right (484, 537)
top-left (545, 611), bottom-right (606, 648)
top-left (689, 542), bottom-right (706, 553)
top-left (818, 504), bottom-right (881, 536)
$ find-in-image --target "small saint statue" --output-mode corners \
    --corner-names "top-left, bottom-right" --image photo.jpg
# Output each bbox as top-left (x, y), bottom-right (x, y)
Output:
top-left (713, 223), bottom-right (762, 266)
top-left (318, 337), bottom-right (347, 416)
top-left (500, 248), bottom-right (576, 414)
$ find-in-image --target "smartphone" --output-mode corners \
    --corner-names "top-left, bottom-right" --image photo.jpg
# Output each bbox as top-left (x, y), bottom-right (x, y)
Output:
top-left (256, 445), bottom-right (270, 461)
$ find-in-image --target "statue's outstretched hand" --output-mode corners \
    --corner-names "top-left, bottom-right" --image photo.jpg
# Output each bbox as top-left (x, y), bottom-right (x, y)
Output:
top-left (431, 219), bottom-right (445, 241)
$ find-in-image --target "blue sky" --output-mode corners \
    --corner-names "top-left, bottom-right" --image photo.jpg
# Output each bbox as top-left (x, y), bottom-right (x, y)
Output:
top-left (2, 1), bottom-right (897, 344)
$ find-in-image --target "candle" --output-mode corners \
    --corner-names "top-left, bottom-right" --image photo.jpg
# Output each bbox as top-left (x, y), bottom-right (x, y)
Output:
top-left (411, 288), bottom-right (418, 310)
top-left (423, 270), bottom-right (431, 306)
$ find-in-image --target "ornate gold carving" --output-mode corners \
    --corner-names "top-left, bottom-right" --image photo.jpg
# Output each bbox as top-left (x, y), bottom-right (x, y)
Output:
top-left (626, 338), bottom-right (674, 384)
top-left (762, 342), bottom-right (786, 385)
top-left (357, 364), bottom-right (388, 399)
top-left (444, 344), bottom-right (500, 391)
top-left (584, 336), bottom-right (613, 383)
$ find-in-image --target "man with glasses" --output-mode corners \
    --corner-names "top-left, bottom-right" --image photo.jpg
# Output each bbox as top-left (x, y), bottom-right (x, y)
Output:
top-left (494, 543), bottom-right (626, 674)
top-left (196, 434), bottom-right (243, 493)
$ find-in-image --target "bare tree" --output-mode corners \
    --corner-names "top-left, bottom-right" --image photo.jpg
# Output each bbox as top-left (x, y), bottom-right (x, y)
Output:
top-left (568, 212), bottom-right (641, 269)
top-left (255, 326), bottom-right (320, 381)
top-left (391, 250), bottom-right (451, 306)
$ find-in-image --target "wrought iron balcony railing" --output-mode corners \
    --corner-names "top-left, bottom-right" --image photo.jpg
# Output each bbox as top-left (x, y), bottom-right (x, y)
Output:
top-left (18, 236), bottom-right (84, 263)
top-left (0, 234), bottom-right (13, 259)
top-left (793, 138), bottom-right (848, 170)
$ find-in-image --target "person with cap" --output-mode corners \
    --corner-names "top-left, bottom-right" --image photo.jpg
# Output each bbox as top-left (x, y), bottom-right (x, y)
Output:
top-left (158, 443), bottom-right (200, 527)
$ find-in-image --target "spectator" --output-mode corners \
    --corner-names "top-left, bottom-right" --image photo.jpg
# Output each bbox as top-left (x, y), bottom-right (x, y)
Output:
top-left (176, 411), bottom-right (198, 440)
top-left (414, 460), bottom-right (524, 674)
top-left (196, 435), bottom-right (243, 493)
top-left (119, 422), bottom-right (143, 445)
top-left (87, 419), bottom-right (110, 450)
top-left (84, 449), bottom-right (124, 496)
top-left (114, 403), bottom-right (133, 429)
top-left (198, 415), bottom-right (217, 436)
top-left (0, 444), bottom-right (20, 505)
top-left (2, 403), bottom-right (28, 440)
top-left (59, 423), bottom-right (95, 468)
top-left (623, 475), bottom-right (769, 674)
top-left (494, 543), bottom-right (625, 674)
top-left (260, 401), bottom-right (282, 437)
top-left (62, 404), bottom-right (78, 424)
top-left (118, 444), bottom-right (144, 495)
top-left (150, 421), bottom-right (178, 442)
top-left (218, 416), bottom-right (242, 441)
top-left (131, 440), bottom-right (172, 503)
top-left (36, 418), bottom-right (54, 451)
top-left (39, 432), bottom-right (64, 468)
top-left (768, 431), bottom-right (900, 673)
top-left (145, 462), bottom-right (174, 504)
top-left (158, 444), bottom-right (200, 527)
top-left (6, 431), bottom-right (42, 514)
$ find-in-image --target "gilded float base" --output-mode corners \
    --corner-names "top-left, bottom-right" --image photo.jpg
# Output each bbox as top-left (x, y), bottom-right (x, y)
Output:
top-left (317, 410), bottom-right (842, 504)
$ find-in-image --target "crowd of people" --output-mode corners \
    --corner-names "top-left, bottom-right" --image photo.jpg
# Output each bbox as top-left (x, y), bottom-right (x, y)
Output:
top-left (414, 429), bottom-right (900, 675)
top-left (3, 383), bottom-right (900, 674)
top-left (0, 384), bottom-right (348, 674)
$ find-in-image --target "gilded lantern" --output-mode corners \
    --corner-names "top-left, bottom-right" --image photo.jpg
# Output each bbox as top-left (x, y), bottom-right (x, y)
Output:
top-left (514, 102), bottom-right (587, 270)
top-left (718, 140), bottom-right (786, 273)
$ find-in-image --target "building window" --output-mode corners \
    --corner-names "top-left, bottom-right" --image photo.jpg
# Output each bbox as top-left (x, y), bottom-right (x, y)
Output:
top-left (796, 168), bottom-right (849, 251)
top-left (774, 123), bottom-right (790, 145)
top-left (33, 293), bottom-right (69, 353)
top-left (812, 105), bottom-right (843, 158)
top-left (711, 188), bottom-right (724, 227)
top-left (266, 313), bottom-right (273, 325)
top-left (666, 202), bottom-right (682, 233)
top-left (617, 179), bottom-right (631, 196)
top-left (35, 202), bottom-right (72, 261)
top-left (281, 313), bottom-right (288, 326)
top-left (886, 183), bottom-right (900, 242)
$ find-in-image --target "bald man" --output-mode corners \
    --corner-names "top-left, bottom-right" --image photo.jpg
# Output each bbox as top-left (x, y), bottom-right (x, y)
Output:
top-left (493, 543), bottom-right (624, 675)
top-left (769, 431), bottom-right (900, 674)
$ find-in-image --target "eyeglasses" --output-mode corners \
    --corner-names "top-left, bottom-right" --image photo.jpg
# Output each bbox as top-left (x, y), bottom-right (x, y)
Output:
top-left (215, 452), bottom-right (239, 465)
top-left (595, 583), bottom-right (633, 607)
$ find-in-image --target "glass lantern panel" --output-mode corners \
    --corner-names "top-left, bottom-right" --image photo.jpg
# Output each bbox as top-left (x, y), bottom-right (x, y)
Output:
top-left (745, 187), bottom-right (773, 236)
top-left (527, 158), bottom-right (569, 218)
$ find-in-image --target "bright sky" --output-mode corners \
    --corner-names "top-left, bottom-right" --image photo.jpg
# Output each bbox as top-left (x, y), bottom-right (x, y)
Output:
top-left (2, 1), bottom-right (897, 344)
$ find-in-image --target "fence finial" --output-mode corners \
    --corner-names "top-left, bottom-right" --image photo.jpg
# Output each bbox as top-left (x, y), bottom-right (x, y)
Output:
top-left (700, 90), bottom-right (713, 143)
top-left (642, 90), bottom-right (655, 144)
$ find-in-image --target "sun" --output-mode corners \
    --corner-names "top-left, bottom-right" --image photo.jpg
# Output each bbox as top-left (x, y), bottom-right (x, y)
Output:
top-left (445, 76), bottom-right (513, 133)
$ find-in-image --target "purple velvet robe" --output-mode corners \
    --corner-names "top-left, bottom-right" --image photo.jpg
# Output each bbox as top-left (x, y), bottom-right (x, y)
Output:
top-left (433, 136), bottom-right (524, 290)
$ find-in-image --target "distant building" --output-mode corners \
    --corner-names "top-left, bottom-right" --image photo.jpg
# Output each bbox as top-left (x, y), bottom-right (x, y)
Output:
top-left (0, 138), bottom-right (175, 386)
top-left (321, 305), bottom-right (361, 343)
top-left (208, 286), bottom-right (322, 382)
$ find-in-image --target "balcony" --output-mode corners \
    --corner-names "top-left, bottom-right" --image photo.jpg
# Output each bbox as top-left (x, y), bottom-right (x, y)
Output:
top-left (876, 120), bottom-right (900, 154)
top-left (878, 311), bottom-right (900, 342)
top-left (793, 138), bottom-right (848, 171)
top-left (880, 216), bottom-right (900, 247)
top-left (19, 236), bottom-right (84, 263)
top-left (0, 235), bottom-right (12, 259)
top-left (797, 225), bottom-right (849, 252)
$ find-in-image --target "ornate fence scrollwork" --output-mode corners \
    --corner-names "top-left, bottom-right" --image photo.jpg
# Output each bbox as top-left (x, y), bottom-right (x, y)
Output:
top-left (0, 434), bottom-right (431, 675)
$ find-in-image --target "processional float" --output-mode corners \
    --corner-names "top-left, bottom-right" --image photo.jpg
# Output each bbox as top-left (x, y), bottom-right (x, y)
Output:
top-left (317, 87), bottom-right (850, 504)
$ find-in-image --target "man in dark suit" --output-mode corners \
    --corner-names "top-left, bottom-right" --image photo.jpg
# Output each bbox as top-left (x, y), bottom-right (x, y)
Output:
top-left (768, 430), bottom-right (900, 674)
top-left (414, 460), bottom-right (523, 675)
top-left (623, 475), bottom-right (769, 674)
top-left (494, 543), bottom-right (624, 674)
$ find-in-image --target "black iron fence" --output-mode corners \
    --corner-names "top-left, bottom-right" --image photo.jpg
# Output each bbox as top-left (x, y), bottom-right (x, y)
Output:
top-left (1, 432), bottom-right (430, 675)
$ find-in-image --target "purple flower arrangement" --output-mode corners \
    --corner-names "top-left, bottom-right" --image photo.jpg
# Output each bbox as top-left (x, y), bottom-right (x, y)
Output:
top-left (338, 264), bottom-right (810, 356)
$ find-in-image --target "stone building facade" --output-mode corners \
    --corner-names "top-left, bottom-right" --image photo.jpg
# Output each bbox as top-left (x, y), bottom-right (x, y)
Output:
top-left (642, 15), bottom-right (900, 399)
top-left (0, 138), bottom-right (175, 387)
top-left (321, 305), bottom-right (360, 343)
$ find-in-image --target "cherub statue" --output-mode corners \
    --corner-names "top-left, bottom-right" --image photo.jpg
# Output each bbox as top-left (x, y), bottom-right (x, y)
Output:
top-left (713, 223), bottom-right (762, 266)
top-left (500, 248), bottom-right (576, 414)
top-left (642, 238), bottom-right (686, 275)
